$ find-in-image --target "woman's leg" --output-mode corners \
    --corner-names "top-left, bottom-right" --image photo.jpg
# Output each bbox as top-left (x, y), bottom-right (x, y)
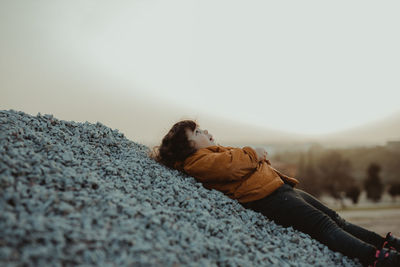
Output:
top-left (295, 188), bottom-right (385, 248)
top-left (242, 185), bottom-right (376, 266)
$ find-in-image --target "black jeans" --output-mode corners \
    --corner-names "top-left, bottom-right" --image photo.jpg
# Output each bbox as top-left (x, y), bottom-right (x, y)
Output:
top-left (241, 184), bottom-right (384, 266)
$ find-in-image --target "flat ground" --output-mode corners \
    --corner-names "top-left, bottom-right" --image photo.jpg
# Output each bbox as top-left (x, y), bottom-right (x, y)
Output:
top-left (321, 193), bottom-right (400, 237)
top-left (337, 207), bottom-right (400, 237)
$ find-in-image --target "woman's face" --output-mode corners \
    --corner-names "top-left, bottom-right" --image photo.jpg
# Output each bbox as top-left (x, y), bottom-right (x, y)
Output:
top-left (186, 127), bottom-right (216, 150)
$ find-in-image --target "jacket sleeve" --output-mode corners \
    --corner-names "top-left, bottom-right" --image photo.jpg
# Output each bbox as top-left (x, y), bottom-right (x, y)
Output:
top-left (183, 146), bottom-right (259, 182)
top-left (270, 167), bottom-right (299, 186)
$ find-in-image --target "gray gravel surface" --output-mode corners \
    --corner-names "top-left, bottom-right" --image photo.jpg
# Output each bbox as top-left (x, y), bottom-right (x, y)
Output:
top-left (0, 110), bottom-right (361, 266)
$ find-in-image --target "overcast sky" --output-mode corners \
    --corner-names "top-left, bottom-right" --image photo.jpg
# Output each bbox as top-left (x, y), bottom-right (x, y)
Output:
top-left (1, 0), bottom-right (400, 143)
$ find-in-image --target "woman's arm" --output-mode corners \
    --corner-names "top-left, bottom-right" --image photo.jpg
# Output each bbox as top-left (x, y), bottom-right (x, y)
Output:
top-left (183, 147), bottom-right (259, 183)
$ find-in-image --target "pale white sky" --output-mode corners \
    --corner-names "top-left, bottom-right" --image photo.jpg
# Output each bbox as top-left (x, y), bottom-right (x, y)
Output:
top-left (1, 0), bottom-right (400, 138)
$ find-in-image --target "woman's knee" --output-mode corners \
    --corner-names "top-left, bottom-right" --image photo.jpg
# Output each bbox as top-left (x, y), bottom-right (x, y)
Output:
top-left (296, 189), bottom-right (344, 221)
top-left (330, 212), bottom-right (347, 228)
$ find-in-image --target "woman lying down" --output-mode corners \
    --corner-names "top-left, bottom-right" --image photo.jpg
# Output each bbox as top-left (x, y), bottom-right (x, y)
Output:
top-left (151, 120), bottom-right (400, 267)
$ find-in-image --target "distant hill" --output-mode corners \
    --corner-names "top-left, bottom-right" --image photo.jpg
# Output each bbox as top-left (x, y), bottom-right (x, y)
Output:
top-left (4, 81), bottom-right (398, 148)
top-left (313, 111), bottom-right (400, 147)
top-left (200, 111), bottom-right (400, 149)
top-left (197, 115), bottom-right (311, 146)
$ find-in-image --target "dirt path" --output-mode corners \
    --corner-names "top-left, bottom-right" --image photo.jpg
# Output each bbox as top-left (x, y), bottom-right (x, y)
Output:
top-left (337, 208), bottom-right (400, 237)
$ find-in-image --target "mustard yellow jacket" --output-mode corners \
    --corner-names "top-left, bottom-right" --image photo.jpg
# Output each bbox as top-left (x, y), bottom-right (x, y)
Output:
top-left (178, 145), bottom-right (299, 203)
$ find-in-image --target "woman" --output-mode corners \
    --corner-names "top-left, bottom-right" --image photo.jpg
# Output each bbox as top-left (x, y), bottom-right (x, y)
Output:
top-left (151, 120), bottom-right (400, 267)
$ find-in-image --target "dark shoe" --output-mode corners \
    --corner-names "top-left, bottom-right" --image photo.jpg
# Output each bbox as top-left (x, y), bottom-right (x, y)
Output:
top-left (369, 247), bottom-right (400, 267)
top-left (383, 232), bottom-right (400, 252)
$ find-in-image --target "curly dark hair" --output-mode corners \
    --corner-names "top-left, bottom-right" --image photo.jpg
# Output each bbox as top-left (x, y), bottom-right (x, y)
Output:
top-left (150, 120), bottom-right (198, 169)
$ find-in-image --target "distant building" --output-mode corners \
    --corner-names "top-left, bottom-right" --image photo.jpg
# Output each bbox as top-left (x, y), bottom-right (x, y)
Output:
top-left (386, 141), bottom-right (400, 151)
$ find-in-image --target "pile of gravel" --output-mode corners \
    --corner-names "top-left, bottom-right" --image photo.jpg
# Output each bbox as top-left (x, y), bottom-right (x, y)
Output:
top-left (0, 109), bottom-right (361, 266)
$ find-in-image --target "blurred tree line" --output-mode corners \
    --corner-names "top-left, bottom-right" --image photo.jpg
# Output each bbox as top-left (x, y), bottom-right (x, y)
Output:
top-left (272, 144), bottom-right (400, 206)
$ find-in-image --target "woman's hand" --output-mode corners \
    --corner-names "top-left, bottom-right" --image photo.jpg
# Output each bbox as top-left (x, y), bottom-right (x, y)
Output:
top-left (254, 147), bottom-right (268, 162)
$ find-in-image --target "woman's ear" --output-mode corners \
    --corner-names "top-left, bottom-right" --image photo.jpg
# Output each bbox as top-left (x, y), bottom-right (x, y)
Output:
top-left (188, 139), bottom-right (196, 150)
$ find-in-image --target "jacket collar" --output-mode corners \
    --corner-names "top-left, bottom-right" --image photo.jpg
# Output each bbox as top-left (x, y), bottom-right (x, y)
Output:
top-left (174, 145), bottom-right (228, 171)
